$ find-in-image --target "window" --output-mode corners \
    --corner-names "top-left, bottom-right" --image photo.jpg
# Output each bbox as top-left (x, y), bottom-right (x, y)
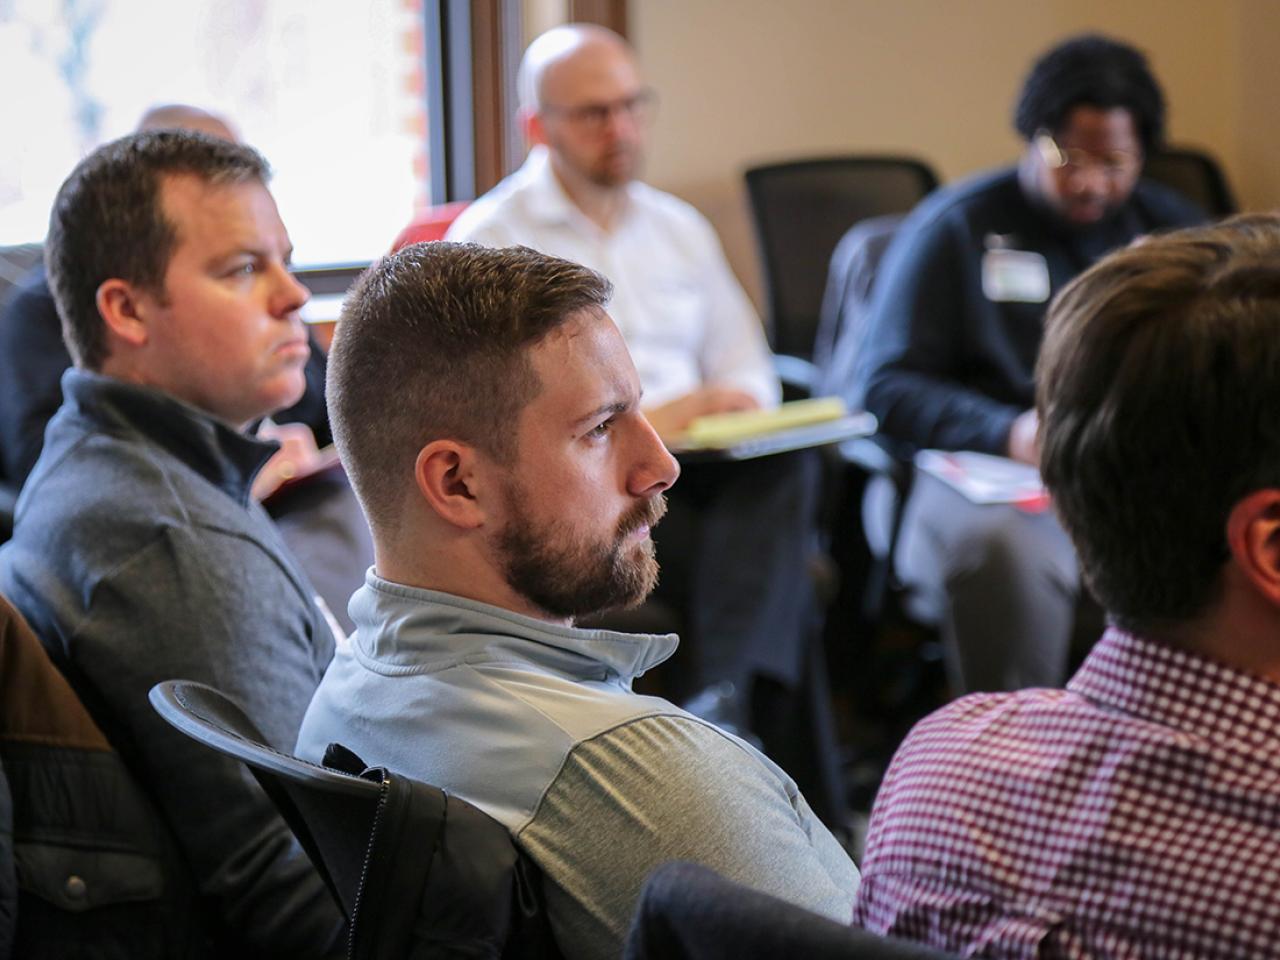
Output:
top-left (0, 0), bottom-right (431, 266)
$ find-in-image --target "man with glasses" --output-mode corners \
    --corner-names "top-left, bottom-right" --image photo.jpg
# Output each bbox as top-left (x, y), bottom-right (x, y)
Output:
top-left (855, 35), bottom-right (1204, 694)
top-left (448, 25), bottom-right (826, 784)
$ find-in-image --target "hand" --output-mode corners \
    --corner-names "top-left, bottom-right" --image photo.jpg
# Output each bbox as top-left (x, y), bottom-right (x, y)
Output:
top-left (251, 421), bottom-right (324, 501)
top-left (644, 386), bottom-right (761, 443)
top-left (1006, 409), bottom-right (1041, 467)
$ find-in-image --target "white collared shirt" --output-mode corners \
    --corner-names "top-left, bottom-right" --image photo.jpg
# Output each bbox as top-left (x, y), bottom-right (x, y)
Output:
top-left (447, 147), bottom-right (780, 409)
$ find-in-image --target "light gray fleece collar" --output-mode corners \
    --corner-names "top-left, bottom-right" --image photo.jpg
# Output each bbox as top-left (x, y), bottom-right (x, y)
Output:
top-left (348, 570), bottom-right (679, 682)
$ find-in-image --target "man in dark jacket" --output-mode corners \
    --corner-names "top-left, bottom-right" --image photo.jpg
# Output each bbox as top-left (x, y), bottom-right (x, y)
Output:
top-left (0, 131), bottom-right (343, 956)
top-left (0, 104), bottom-right (335, 491)
top-left (0, 105), bottom-right (370, 631)
top-left (857, 35), bottom-right (1205, 693)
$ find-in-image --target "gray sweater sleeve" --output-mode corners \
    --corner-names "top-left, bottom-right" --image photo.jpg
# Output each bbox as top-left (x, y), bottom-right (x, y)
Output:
top-left (72, 524), bottom-right (342, 956)
top-left (518, 714), bottom-right (859, 960)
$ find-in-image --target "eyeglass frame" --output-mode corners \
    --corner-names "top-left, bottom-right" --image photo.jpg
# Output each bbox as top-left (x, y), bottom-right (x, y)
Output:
top-left (537, 88), bottom-right (658, 133)
top-left (1033, 128), bottom-right (1143, 180)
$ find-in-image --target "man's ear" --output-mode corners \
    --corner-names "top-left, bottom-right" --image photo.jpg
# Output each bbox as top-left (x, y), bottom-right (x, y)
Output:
top-left (95, 278), bottom-right (151, 348)
top-left (1225, 489), bottom-right (1280, 607)
top-left (413, 440), bottom-right (492, 530)
top-left (521, 107), bottom-right (546, 147)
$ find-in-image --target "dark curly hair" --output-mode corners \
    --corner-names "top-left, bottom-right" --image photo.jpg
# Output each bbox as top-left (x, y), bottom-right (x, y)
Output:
top-left (1013, 34), bottom-right (1165, 153)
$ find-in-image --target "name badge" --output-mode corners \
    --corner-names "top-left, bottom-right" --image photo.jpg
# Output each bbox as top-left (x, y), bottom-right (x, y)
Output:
top-left (982, 249), bottom-right (1050, 303)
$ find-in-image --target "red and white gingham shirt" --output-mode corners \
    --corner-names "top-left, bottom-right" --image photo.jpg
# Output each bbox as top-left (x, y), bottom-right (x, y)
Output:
top-left (853, 628), bottom-right (1280, 958)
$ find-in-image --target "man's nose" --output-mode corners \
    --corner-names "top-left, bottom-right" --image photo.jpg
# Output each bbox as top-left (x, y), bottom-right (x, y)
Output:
top-left (630, 418), bottom-right (680, 496)
top-left (273, 266), bottom-right (311, 317)
top-left (603, 102), bottom-right (641, 141)
top-left (1067, 162), bottom-right (1110, 193)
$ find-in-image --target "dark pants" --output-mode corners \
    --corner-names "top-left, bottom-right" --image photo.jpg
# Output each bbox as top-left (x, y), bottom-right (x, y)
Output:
top-left (651, 449), bottom-right (821, 698)
top-left (896, 470), bottom-right (1082, 693)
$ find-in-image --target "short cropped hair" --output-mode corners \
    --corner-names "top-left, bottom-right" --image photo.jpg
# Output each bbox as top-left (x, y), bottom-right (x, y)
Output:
top-left (46, 130), bottom-right (269, 369)
top-left (328, 242), bottom-right (612, 533)
top-left (1013, 34), bottom-right (1165, 154)
top-left (1037, 214), bottom-right (1280, 634)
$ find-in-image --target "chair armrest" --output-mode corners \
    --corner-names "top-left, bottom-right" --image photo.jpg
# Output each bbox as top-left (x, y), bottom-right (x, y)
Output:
top-left (773, 354), bottom-right (819, 399)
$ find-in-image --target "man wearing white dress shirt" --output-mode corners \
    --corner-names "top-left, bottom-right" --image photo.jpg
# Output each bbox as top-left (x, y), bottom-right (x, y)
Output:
top-left (448, 24), bottom-right (825, 781)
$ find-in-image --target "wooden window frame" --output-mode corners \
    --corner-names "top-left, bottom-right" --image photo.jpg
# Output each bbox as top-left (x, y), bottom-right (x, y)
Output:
top-left (427, 0), bottom-right (628, 202)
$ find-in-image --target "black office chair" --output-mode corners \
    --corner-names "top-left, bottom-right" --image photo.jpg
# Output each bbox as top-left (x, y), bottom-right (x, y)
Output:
top-left (148, 680), bottom-right (560, 960)
top-left (744, 156), bottom-right (939, 389)
top-left (0, 483), bottom-right (16, 545)
top-left (625, 861), bottom-right (957, 960)
top-left (1144, 146), bottom-right (1237, 219)
top-left (810, 214), bottom-right (951, 808)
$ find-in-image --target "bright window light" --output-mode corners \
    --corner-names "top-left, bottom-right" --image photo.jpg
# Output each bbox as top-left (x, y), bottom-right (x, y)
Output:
top-left (0, 0), bottom-right (430, 265)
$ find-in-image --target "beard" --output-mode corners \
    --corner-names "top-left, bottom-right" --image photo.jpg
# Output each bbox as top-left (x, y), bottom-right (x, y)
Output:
top-left (496, 491), bottom-right (667, 621)
top-left (586, 144), bottom-right (641, 188)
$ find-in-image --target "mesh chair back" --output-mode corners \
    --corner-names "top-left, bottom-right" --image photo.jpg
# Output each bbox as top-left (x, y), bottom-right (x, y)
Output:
top-left (1143, 147), bottom-right (1237, 219)
top-left (745, 157), bottom-right (939, 360)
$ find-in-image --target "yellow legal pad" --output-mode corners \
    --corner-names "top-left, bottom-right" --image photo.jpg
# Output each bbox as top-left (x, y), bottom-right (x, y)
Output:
top-left (679, 396), bottom-right (850, 449)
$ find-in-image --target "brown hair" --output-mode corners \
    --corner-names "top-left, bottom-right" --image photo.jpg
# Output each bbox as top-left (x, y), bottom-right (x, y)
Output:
top-left (1037, 213), bottom-right (1280, 633)
top-left (327, 242), bottom-right (612, 534)
top-left (45, 129), bottom-right (269, 369)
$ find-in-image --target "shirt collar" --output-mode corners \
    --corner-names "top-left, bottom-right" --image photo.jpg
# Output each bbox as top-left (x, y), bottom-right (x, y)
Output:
top-left (1069, 627), bottom-right (1280, 757)
top-left (61, 368), bottom-right (276, 506)
top-left (520, 145), bottom-right (637, 234)
top-left (350, 570), bottom-right (679, 682)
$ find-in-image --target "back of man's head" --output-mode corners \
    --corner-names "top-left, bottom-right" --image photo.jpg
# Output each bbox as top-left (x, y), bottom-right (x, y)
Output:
top-left (1014, 34), bottom-right (1166, 154)
top-left (46, 130), bottom-right (269, 370)
top-left (136, 103), bottom-right (238, 142)
top-left (328, 242), bottom-right (612, 535)
top-left (1037, 213), bottom-right (1280, 635)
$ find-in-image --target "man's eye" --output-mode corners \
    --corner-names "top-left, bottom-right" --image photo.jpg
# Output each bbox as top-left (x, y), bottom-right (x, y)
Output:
top-left (586, 419), bottom-right (613, 439)
top-left (227, 261), bottom-right (256, 277)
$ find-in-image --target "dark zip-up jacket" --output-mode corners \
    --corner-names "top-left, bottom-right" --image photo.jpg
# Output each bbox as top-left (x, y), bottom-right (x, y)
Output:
top-left (859, 167), bottom-right (1206, 453)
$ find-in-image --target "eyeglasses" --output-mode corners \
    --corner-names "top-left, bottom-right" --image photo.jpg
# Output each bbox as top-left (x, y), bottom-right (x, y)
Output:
top-left (1034, 129), bottom-right (1142, 180)
top-left (540, 89), bottom-right (657, 133)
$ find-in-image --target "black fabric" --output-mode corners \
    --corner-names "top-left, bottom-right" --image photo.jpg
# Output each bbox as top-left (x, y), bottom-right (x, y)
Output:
top-left (2, 742), bottom-right (210, 960)
top-left (858, 167), bottom-right (1206, 454)
top-left (348, 770), bottom-right (559, 960)
top-left (625, 861), bottom-right (955, 960)
top-left (0, 265), bottom-right (331, 489)
top-left (0, 757), bottom-right (13, 960)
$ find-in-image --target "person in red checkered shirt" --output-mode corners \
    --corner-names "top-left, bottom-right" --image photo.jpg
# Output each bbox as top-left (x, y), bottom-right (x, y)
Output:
top-left (853, 213), bottom-right (1280, 959)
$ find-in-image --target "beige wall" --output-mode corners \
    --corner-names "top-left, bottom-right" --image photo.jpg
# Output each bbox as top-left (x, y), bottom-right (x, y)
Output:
top-left (629, 0), bottom-right (1275, 307)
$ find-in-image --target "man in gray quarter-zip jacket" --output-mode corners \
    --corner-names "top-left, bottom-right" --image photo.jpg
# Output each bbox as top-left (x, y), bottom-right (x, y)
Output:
top-left (297, 242), bottom-right (859, 960)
